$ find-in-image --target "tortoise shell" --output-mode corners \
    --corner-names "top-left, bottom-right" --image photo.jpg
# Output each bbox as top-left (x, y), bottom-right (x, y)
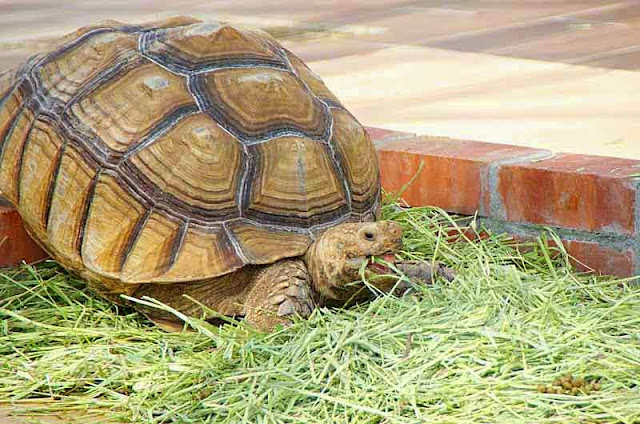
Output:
top-left (0, 17), bottom-right (380, 287)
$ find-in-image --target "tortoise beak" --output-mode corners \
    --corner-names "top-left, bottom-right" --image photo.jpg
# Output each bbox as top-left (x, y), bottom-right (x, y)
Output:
top-left (346, 253), bottom-right (397, 274)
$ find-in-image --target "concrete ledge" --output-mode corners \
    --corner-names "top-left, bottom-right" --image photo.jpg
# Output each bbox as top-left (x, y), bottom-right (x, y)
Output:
top-left (2, 127), bottom-right (639, 278)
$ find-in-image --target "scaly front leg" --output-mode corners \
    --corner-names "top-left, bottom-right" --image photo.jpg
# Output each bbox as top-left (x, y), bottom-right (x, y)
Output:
top-left (243, 259), bottom-right (316, 332)
top-left (395, 261), bottom-right (456, 285)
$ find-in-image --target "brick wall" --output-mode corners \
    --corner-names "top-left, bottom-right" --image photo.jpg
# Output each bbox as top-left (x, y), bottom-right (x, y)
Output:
top-left (373, 129), bottom-right (640, 278)
top-left (2, 128), bottom-right (639, 277)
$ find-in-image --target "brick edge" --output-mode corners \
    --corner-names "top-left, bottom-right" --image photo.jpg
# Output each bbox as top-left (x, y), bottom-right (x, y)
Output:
top-left (371, 128), bottom-right (640, 278)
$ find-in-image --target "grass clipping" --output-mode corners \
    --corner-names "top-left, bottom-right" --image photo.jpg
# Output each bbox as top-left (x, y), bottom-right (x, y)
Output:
top-left (1, 205), bottom-right (639, 423)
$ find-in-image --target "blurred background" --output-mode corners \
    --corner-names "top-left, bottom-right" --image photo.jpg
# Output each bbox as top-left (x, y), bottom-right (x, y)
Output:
top-left (1, 0), bottom-right (639, 158)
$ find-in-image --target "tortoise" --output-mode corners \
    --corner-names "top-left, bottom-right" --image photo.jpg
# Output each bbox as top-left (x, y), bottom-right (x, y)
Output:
top-left (0, 17), bottom-right (448, 331)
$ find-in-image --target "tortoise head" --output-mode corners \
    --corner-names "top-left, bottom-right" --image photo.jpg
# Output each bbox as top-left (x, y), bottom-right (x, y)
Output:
top-left (304, 221), bottom-right (403, 302)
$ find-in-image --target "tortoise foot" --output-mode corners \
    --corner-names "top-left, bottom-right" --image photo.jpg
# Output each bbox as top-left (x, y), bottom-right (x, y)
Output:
top-left (243, 259), bottom-right (316, 332)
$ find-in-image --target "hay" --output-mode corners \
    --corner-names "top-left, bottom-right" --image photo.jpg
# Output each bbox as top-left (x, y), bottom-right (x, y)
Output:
top-left (1, 205), bottom-right (639, 423)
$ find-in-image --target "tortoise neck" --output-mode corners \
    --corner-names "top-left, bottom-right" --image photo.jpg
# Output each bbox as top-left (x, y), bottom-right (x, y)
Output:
top-left (304, 238), bottom-right (332, 303)
top-left (304, 234), bottom-right (350, 304)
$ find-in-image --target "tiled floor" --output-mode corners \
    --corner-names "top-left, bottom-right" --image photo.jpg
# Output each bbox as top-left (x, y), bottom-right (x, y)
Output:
top-left (306, 45), bottom-right (640, 159)
top-left (1, 0), bottom-right (639, 159)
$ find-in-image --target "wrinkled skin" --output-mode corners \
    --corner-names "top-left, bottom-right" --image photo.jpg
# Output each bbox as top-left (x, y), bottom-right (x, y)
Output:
top-left (133, 220), bottom-right (450, 332)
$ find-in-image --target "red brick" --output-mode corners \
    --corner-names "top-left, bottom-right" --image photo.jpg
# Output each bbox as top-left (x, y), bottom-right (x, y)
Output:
top-left (498, 154), bottom-right (640, 235)
top-left (562, 240), bottom-right (635, 277)
top-left (511, 233), bottom-right (635, 277)
top-left (0, 202), bottom-right (49, 268)
top-left (377, 135), bottom-right (547, 215)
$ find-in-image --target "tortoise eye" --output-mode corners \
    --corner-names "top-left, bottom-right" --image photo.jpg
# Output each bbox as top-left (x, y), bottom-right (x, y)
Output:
top-left (363, 231), bottom-right (375, 241)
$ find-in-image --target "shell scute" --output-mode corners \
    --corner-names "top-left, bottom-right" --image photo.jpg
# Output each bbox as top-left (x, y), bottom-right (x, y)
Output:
top-left (34, 31), bottom-right (138, 105)
top-left (143, 22), bottom-right (286, 73)
top-left (81, 172), bottom-right (147, 277)
top-left (227, 220), bottom-right (312, 264)
top-left (0, 98), bottom-right (35, 204)
top-left (68, 60), bottom-right (196, 152)
top-left (199, 67), bottom-right (328, 141)
top-left (245, 137), bottom-right (349, 227)
top-left (121, 211), bottom-right (183, 283)
top-left (128, 112), bottom-right (243, 213)
top-left (47, 144), bottom-right (98, 270)
top-left (330, 109), bottom-right (380, 213)
top-left (0, 80), bottom-right (31, 152)
top-left (17, 117), bottom-right (64, 243)
top-left (157, 223), bottom-right (244, 283)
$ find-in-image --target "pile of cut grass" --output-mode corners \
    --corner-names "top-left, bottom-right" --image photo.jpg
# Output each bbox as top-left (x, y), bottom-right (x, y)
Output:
top-left (1, 205), bottom-right (639, 423)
